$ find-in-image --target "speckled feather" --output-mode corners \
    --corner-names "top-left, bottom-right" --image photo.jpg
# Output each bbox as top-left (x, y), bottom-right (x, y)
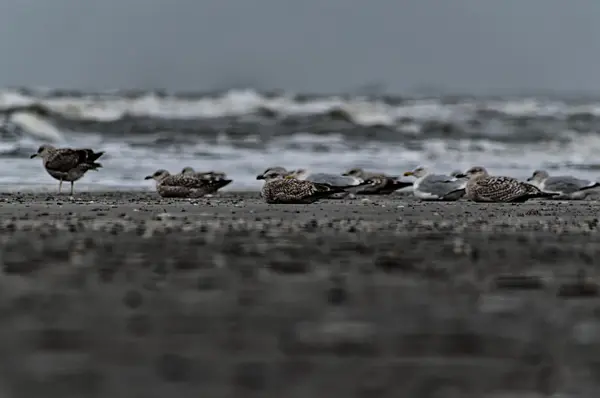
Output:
top-left (466, 176), bottom-right (549, 203)
top-left (356, 176), bottom-right (412, 195)
top-left (261, 178), bottom-right (344, 204)
top-left (157, 174), bottom-right (231, 198)
top-left (44, 148), bottom-right (102, 173)
top-left (40, 148), bottom-right (103, 184)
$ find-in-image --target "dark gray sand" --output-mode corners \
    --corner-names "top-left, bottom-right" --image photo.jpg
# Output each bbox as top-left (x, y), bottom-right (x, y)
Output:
top-left (2, 191), bottom-right (600, 397)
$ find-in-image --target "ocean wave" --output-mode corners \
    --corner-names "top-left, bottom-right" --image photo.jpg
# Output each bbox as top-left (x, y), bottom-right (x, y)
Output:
top-left (2, 88), bottom-right (600, 135)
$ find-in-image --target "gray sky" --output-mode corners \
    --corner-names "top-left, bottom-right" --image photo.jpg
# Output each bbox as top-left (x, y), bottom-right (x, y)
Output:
top-left (0, 0), bottom-right (598, 94)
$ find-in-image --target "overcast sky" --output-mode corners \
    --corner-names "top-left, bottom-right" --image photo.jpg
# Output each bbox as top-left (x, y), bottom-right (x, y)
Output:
top-left (0, 0), bottom-right (598, 94)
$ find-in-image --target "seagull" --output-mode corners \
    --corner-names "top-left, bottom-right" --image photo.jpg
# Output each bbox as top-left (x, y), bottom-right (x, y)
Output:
top-left (180, 167), bottom-right (232, 193)
top-left (288, 168), bottom-right (377, 197)
top-left (289, 168), bottom-right (365, 187)
top-left (181, 167), bottom-right (228, 181)
top-left (526, 169), bottom-right (600, 200)
top-left (342, 168), bottom-right (412, 195)
top-left (456, 166), bottom-right (559, 203)
top-left (256, 169), bottom-right (350, 204)
top-left (30, 144), bottom-right (104, 195)
top-left (342, 168), bottom-right (400, 180)
top-left (403, 166), bottom-right (467, 201)
top-left (145, 169), bottom-right (230, 198)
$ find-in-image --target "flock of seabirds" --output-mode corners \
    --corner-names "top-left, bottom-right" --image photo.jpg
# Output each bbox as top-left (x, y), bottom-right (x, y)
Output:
top-left (29, 143), bottom-right (600, 204)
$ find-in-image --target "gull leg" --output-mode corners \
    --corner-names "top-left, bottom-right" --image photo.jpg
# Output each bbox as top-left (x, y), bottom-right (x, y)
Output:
top-left (58, 180), bottom-right (62, 194)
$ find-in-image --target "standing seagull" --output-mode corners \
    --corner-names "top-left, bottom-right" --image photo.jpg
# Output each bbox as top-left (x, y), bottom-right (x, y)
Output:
top-left (30, 144), bottom-right (104, 195)
top-left (456, 166), bottom-right (558, 203)
top-left (342, 168), bottom-right (412, 195)
top-left (256, 169), bottom-right (348, 204)
top-left (145, 169), bottom-right (229, 198)
top-left (403, 166), bottom-right (467, 201)
top-left (526, 169), bottom-right (600, 200)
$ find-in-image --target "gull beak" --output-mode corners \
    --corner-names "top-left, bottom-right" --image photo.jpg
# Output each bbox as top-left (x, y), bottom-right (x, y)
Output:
top-left (403, 171), bottom-right (413, 177)
top-left (526, 177), bottom-right (533, 181)
top-left (341, 172), bottom-right (350, 176)
top-left (30, 154), bottom-right (38, 159)
top-left (256, 174), bottom-right (265, 180)
top-left (144, 175), bottom-right (153, 180)
top-left (454, 173), bottom-right (467, 178)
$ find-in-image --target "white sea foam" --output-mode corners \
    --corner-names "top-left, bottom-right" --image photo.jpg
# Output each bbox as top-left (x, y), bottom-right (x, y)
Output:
top-left (2, 89), bottom-right (600, 127)
top-left (2, 131), bottom-right (597, 191)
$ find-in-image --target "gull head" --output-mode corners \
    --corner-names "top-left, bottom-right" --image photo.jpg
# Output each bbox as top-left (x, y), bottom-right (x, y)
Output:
top-left (145, 169), bottom-right (170, 181)
top-left (457, 166), bottom-right (489, 180)
top-left (181, 167), bottom-right (195, 175)
top-left (256, 166), bottom-right (288, 180)
top-left (403, 166), bottom-right (428, 178)
top-left (527, 169), bottom-right (549, 183)
top-left (257, 169), bottom-right (287, 181)
top-left (342, 168), bottom-right (364, 177)
top-left (30, 144), bottom-right (56, 159)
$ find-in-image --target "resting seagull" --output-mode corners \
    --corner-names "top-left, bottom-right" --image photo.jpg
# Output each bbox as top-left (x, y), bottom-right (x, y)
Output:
top-left (403, 166), bottom-right (467, 201)
top-left (290, 168), bottom-right (364, 187)
top-left (30, 144), bottom-right (104, 195)
top-left (180, 167), bottom-right (232, 193)
top-left (526, 170), bottom-right (600, 200)
top-left (342, 168), bottom-right (412, 195)
top-left (145, 169), bottom-right (229, 198)
top-left (181, 167), bottom-right (228, 181)
top-left (456, 166), bottom-right (559, 203)
top-left (256, 169), bottom-right (349, 204)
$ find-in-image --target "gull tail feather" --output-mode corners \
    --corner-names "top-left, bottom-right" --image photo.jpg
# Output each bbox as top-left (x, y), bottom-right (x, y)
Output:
top-left (440, 188), bottom-right (466, 201)
top-left (509, 191), bottom-right (560, 203)
top-left (579, 182), bottom-right (600, 192)
top-left (312, 183), bottom-right (348, 197)
top-left (78, 149), bottom-right (104, 164)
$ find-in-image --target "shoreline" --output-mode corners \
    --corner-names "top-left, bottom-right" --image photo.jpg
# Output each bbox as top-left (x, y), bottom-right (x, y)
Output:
top-left (0, 192), bottom-right (599, 396)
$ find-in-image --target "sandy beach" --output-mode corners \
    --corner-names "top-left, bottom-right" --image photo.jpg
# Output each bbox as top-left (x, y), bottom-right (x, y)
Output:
top-left (1, 191), bottom-right (600, 397)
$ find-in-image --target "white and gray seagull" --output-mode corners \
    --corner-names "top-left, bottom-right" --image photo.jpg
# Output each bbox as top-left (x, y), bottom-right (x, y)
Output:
top-left (289, 168), bottom-right (365, 188)
top-left (526, 169), bottom-right (600, 200)
top-left (403, 166), bottom-right (467, 201)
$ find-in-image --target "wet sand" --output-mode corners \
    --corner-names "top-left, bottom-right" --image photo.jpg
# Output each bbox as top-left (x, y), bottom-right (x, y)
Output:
top-left (1, 191), bottom-right (600, 397)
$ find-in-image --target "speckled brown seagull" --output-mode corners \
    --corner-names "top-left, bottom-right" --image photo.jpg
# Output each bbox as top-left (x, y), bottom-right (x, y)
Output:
top-left (455, 166), bottom-right (559, 203)
top-left (145, 169), bottom-right (230, 198)
top-left (256, 168), bottom-right (349, 204)
top-left (180, 167), bottom-right (232, 193)
top-left (30, 144), bottom-right (104, 195)
top-left (181, 167), bottom-right (228, 180)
